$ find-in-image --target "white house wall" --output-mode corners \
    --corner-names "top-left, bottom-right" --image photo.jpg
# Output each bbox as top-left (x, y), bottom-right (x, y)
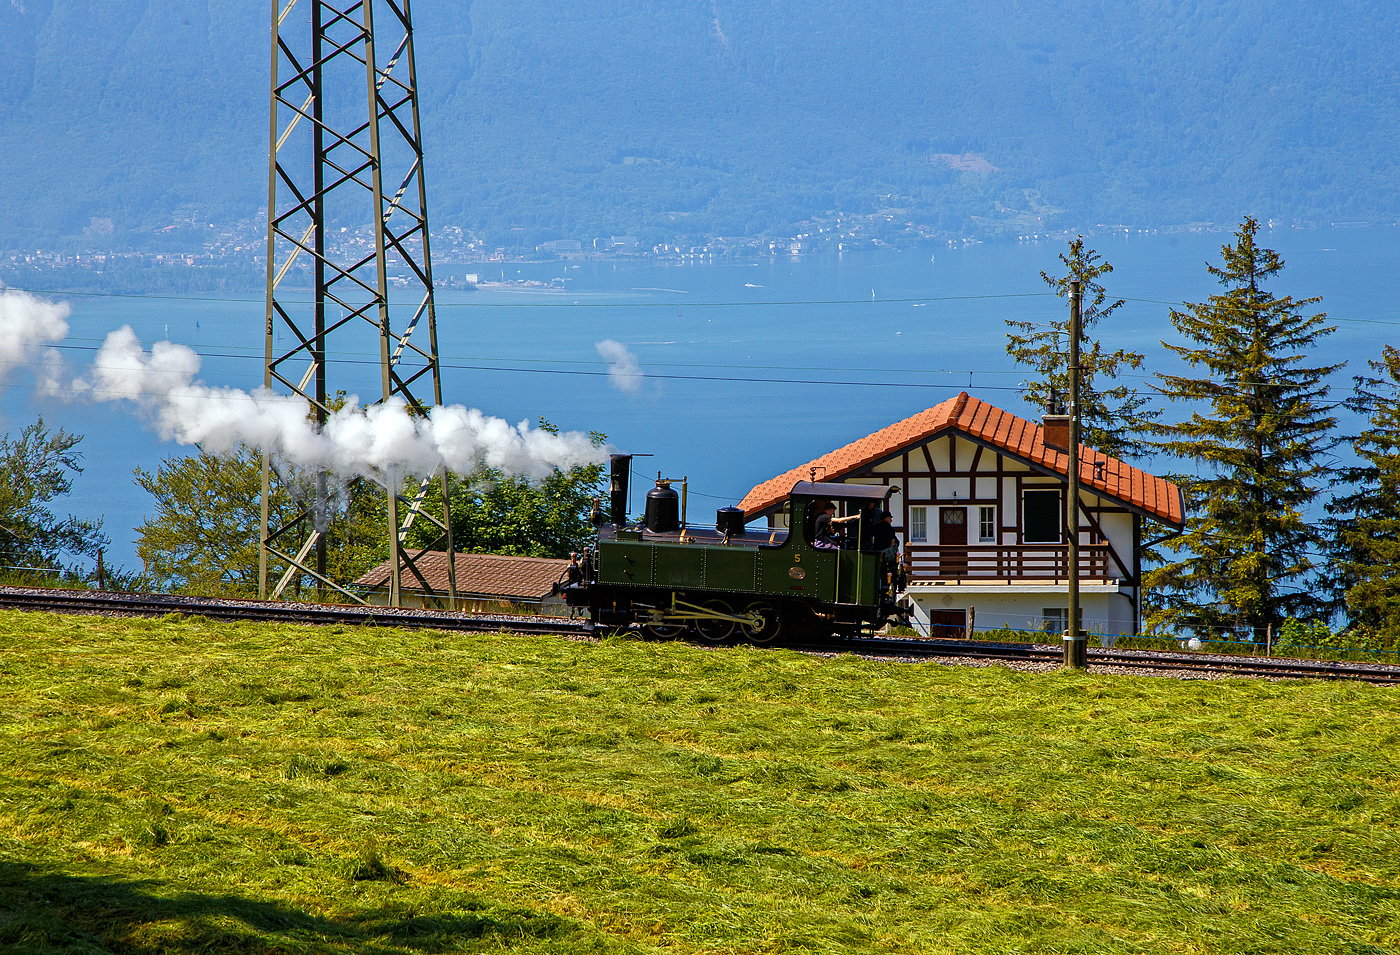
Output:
top-left (905, 589), bottom-right (1137, 638)
top-left (1096, 510), bottom-right (1134, 580)
top-left (841, 432), bottom-right (1143, 633)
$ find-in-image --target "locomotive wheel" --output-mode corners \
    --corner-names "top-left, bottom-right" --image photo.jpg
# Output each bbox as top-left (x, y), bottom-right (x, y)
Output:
top-left (739, 600), bottom-right (783, 645)
top-left (692, 599), bottom-right (736, 643)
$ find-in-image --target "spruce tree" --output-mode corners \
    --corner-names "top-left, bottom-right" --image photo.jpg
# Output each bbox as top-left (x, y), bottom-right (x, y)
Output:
top-left (1323, 346), bottom-right (1400, 648)
top-left (1147, 217), bottom-right (1340, 642)
top-left (1006, 237), bottom-right (1154, 459)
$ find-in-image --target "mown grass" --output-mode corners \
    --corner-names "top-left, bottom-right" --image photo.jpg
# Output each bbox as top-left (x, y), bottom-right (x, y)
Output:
top-left (1, 611), bottom-right (1399, 954)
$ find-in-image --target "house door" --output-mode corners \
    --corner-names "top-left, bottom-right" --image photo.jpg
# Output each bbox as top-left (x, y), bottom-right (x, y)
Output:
top-left (940, 507), bottom-right (967, 575)
top-left (926, 609), bottom-right (967, 639)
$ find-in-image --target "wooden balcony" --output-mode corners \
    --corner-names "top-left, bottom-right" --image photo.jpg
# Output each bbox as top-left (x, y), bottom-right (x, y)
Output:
top-left (905, 544), bottom-right (1120, 581)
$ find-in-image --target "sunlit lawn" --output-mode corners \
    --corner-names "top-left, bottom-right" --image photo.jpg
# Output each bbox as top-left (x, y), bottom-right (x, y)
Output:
top-left (1, 610), bottom-right (1398, 954)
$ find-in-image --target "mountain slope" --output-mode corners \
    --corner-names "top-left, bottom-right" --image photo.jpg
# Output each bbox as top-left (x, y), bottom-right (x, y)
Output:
top-left (1, 0), bottom-right (1396, 248)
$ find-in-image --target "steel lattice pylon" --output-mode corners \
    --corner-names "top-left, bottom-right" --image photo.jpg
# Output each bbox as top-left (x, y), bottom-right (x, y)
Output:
top-left (260, 0), bottom-right (455, 608)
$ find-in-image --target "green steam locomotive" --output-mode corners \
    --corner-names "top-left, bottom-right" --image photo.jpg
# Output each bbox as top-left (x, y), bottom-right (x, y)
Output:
top-left (564, 454), bottom-right (909, 642)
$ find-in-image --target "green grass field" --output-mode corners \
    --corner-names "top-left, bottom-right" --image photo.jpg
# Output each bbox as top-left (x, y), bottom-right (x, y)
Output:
top-left (2, 611), bottom-right (1398, 954)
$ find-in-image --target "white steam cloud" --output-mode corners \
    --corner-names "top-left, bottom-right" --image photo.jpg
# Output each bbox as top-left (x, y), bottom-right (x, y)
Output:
top-left (1, 287), bottom-right (605, 483)
top-left (595, 338), bottom-right (643, 392)
top-left (0, 287), bottom-right (69, 387)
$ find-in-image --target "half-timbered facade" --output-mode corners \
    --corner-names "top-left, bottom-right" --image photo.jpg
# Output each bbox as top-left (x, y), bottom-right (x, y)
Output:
top-left (738, 393), bottom-right (1185, 638)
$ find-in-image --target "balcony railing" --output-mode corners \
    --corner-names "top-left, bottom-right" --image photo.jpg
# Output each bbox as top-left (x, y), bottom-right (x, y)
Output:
top-left (905, 544), bottom-right (1120, 581)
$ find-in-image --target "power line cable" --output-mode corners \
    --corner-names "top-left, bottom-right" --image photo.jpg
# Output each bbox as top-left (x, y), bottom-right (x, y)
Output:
top-left (7, 284), bottom-right (1399, 334)
top-left (8, 346), bottom-right (1357, 411)
top-left (15, 333), bottom-right (1372, 395)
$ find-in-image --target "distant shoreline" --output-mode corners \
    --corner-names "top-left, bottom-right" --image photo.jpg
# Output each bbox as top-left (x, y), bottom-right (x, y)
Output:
top-left (474, 281), bottom-right (570, 293)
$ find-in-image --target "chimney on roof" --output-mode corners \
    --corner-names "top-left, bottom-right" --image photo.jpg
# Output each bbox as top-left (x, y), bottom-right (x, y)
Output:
top-left (1042, 414), bottom-right (1071, 453)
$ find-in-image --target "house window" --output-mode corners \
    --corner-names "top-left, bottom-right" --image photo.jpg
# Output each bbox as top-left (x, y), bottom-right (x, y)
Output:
top-left (1023, 489), bottom-right (1061, 543)
top-left (909, 506), bottom-right (927, 542)
top-left (978, 506), bottom-right (996, 542)
top-left (1042, 607), bottom-right (1083, 634)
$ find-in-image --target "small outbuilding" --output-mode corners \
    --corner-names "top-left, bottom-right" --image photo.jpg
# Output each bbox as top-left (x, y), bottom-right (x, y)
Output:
top-left (355, 551), bottom-right (572, 614)
top-left (739, 392), bottom-right (1185, 639)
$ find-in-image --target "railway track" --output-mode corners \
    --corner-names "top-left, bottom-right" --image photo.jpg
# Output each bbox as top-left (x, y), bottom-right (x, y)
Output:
top-left (4, 586), bottom-right (1396, 685)
top-left (831, 635), bottom-right (1400, 685)
top-left (0, 585), bottom-right (593, 637)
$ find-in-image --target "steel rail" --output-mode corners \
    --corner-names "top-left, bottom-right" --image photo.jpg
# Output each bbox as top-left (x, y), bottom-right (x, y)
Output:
top-left (832, 636), bottom-right (1400, 685)
top-left (0, 586), bottom-right (590, 637)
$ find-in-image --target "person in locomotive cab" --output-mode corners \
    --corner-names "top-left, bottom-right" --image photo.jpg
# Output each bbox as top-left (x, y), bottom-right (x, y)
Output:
top-left (813, 501), bottom-right (858, 550)
top-left (803, 499), bottom-right (825, 542)
top-left (872, 510), bottom-right (899, 561)
top-left (812, 502), bottom-right (839, 549)
top-left (872, 510), bottom-right (907, 621)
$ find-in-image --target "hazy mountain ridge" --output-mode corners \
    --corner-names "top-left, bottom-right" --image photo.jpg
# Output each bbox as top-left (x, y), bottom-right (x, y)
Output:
top-left (2, 0), bottom-right (1396, 249)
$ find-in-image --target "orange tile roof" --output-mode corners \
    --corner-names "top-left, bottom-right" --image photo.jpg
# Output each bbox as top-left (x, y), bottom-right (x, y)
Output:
top-left (356, 551), bottom-right (570, 600)
top-left (738, 392), bottom-right (1184, 525)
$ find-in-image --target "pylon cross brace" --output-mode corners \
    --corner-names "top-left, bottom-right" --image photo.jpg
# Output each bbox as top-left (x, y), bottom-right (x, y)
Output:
top-left (260, 0), bottom-right (457, 609)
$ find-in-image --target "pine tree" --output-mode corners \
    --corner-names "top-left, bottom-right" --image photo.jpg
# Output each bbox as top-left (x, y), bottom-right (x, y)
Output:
top-left (1146, 217), bottom-right (1340, 642)
top-left (1322, 346), bottom-right (1400, 648)
top-left (1006, 237), bottom-right (1155, 459)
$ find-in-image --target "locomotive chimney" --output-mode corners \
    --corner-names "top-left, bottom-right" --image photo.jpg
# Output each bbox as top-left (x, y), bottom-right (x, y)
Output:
top-left (609, 454), bottom-right (633, 526)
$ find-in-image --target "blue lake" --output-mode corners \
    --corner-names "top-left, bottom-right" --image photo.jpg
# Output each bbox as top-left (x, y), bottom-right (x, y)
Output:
top-left (11, 226), bottom-right (1398, 569)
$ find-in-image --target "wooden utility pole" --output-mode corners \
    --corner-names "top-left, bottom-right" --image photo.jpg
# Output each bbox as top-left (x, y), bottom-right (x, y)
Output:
top-left (1064, 280), bottom-right (1087, 669)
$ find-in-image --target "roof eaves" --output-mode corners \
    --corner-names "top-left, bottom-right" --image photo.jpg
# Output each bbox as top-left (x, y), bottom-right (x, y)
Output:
top-left (744, 422), bottom-right (1183, 528)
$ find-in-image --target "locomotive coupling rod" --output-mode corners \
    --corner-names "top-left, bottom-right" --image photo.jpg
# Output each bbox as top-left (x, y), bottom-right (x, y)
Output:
top-left (652, 597), bottom-right (761, 627)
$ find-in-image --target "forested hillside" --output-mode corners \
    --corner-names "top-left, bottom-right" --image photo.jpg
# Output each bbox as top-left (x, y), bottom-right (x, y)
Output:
top-left (2, 0), bottom-right (1397, 249)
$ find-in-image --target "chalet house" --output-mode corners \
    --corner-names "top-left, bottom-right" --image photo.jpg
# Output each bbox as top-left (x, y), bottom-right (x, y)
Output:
top-left (738, 393), bottom-right (1185, 638)
top-left (356, 551), bottom-right (571, 614)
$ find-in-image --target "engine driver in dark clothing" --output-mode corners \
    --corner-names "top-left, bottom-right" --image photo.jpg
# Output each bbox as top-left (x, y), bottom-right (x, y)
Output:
top-left (870, 510), bottom-right (904, 617)
top-left (871, 510), bottom-right (899, 560)
top-left (813, 502), bottom-right (859, 549)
